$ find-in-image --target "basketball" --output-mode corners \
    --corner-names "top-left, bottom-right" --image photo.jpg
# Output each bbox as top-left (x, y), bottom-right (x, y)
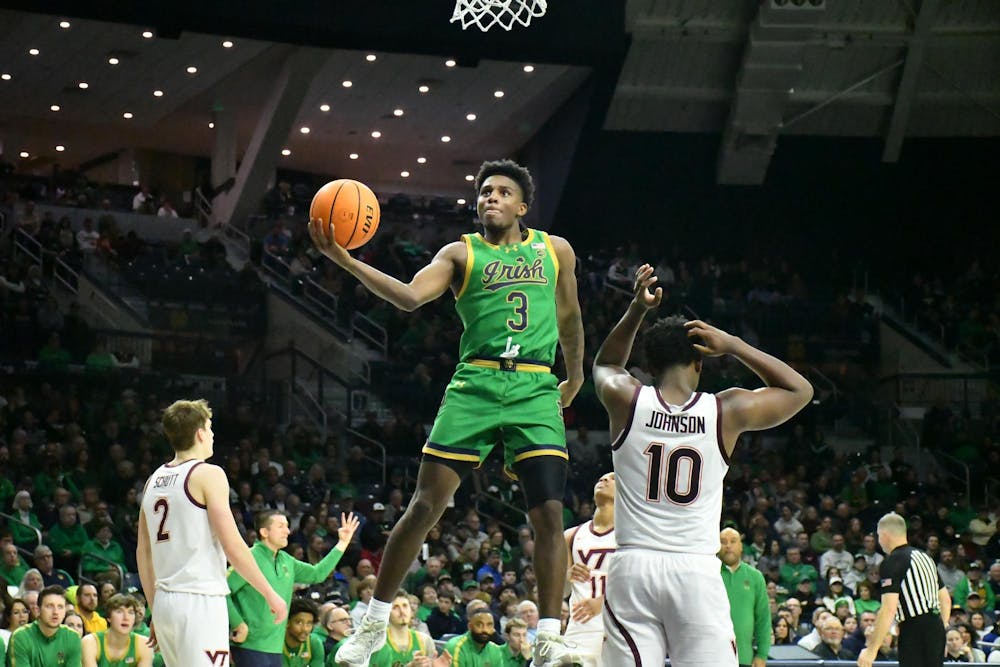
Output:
top-left (310, 179), bottom-right (381, 250)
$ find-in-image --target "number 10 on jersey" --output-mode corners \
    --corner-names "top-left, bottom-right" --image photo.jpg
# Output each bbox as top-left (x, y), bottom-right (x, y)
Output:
top-left (644, 443), bottom-right (702, 505)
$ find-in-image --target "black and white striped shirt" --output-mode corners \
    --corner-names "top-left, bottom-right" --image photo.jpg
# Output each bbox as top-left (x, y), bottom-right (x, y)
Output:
top-left (879, 545), bottom-right (944, 622)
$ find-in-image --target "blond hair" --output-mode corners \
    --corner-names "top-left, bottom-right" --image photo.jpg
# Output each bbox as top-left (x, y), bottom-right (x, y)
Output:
top-left (877, 512), bottom-right (907, 538)
top-left (162, 399), bottom-right (211, 453)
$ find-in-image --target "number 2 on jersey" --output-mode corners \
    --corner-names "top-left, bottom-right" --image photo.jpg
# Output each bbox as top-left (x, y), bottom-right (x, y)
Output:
top-left (644, 443), bottom-right (702, 505)
top-left (506, 291), bottom-right (528, 332)
top-left (153, 497), bottom-right (171, 542)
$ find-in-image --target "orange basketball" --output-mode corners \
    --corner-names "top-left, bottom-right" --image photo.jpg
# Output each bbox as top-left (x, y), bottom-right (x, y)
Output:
top-left (310, 179), bottom-right (381, 250)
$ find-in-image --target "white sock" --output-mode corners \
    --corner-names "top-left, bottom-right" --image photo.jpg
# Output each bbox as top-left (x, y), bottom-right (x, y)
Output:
top-left (366, 597), bottom-right (392, 623)
top-left (537, 618), bottom-right (560, 636)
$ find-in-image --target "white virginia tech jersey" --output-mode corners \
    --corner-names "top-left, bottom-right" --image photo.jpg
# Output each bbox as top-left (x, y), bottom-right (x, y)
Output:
top-left (141, 459), bottom-right (228, 595)
top-left (612, 387), bottom-right (729, 555)
top-left (568, 519), bottom-right (616, 632)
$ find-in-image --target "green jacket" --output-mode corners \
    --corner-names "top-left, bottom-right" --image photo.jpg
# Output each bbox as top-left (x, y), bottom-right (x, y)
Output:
top-left (10, 512), bottom-right (41, 546)
top-left (779, 561), bottom-right (817, 594)
top-left (721, 561), bottom-right (771, 664)
top-left (47, 523), bottom-right (90, 558)
top-left (952, 576), bottom-right (996, 612)
top-left (81, 538), bottom-right (127, 574)
top-left (282, 635), bottom-right (324, 667)
top-left (227, 541), bottom-right (344, 654)
top-left (9, 620), bottom-right (82, 666)
top-left (442, 633), bottom-right (506, 667)
top-left (0, 555), bottom-right (29, 586)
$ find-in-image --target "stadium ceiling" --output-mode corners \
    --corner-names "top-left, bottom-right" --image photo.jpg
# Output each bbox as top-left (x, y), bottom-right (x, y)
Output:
top-left (1, 1), bottom-right (997, 193)
top-left (613, 0), bottom-right (1000, 183)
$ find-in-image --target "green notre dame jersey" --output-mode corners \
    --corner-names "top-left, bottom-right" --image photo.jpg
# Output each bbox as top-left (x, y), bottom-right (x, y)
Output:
top-left (456, 229), bottom-right (560, 366)
top-left (94, 630), bottom-right (137, 667)
top-left (370, 628), bottom-right (426, 667)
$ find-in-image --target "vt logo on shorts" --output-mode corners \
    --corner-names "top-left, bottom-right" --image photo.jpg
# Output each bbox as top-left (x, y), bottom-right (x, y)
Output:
top-left (205, 649), bottom-right (230, 666)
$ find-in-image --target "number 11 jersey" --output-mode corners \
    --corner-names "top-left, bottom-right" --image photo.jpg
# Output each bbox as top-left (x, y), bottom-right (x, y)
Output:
top-left (141, 459), bottom-right (228, 595)
top-left (611, 387), bottom-right (729, 556)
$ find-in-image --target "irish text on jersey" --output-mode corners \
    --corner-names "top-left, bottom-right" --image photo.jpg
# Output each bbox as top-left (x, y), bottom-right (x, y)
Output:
top-left (481, 256), bottom-right (548, 291)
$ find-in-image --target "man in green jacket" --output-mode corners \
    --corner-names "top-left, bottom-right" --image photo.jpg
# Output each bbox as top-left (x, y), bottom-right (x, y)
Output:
top-left (47, 505), bottom-right (89, 571)
top-left (80, 521), bottom-right (127, 584)
top-left (442, 608), bottom-right (506, 667)
top-left (9, 585), bottom-right (82, 666)
top-left (779, 546), bottom-right (818, 595)
top-left (719, 528), bottom-right (771, 667)
top-left (229, 510), bottom-right (359, 666)
top-left (1, 542), bottom-right (29, 584)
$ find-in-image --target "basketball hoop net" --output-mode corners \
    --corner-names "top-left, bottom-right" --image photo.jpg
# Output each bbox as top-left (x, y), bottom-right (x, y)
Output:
top-left (451, 0), bottom-right (548, 32)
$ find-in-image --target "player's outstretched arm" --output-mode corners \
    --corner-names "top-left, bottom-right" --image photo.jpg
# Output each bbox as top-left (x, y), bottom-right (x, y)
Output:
top-left (593, 264), bottom-right (661, 410)
top-left (687, 320), bottom-right (813, 452)
top-left (550, 236), bottom-right (585, 406)
top-left (193, 464), bottom-right (288, 624)
top-left (310, 219), bottom-right (460, 311)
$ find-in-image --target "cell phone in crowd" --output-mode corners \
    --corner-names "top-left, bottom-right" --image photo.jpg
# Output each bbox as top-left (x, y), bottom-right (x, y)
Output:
top-left (421, 543), bottom-right (429, 561)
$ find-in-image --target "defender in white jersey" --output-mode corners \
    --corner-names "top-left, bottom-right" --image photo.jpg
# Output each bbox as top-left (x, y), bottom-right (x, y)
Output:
top-left (137, 399), bottom-right (287, 667)
top-left (592, 265), bottom-right (813, 667)
top-left (564, 472), bottom-right (616, 667)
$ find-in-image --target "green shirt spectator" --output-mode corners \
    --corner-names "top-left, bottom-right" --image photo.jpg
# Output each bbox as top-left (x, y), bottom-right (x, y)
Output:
top-left (282, 598), bottom-right (325, 667)
top-left (443, 610), bottom-right (506, 667)
top-left (38, 333), bottom-right (73, 372)
top-left (10, 491), bottom-right (42, 547)
top-left (10, 587), bottom-right (82, 667)
top-left (952, 563), bottom-right (996, 613)
top-left (779, 548), bottom-right (818, 594)
top-left (80, 523), bottom-right (127, 578)
top-left (720, 529), bottom-right (771, 666)
top-left (48, 506), bottom-right (90, 560)
top-left (1, 542), bottom-right (30, 584)
top-left (229, 510), bottom-right (357, 655)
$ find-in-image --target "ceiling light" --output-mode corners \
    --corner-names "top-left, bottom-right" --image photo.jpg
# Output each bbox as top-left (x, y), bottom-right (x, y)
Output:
top-left (208, 122), bottom-right (214, 128)
top-left (281, 148), bottom-right (291, 156)
top-left (418, 85), bottom-right (430, 93)
top-left (28, 48), bottom-right (39, 56)
top-left (320, 104), bottom-right (330, 112)
top-left (494, 90), bottom-right (505, 98)
top-left (417, 157), bottom-right (427, 164)
top-left (123, 112), bottom-right (133, 119)
top-left (1, 74), bottom-right (10, 81)
top-left (222, 40), bottom-right (234, 48)
top-left (349, 153), bottom-right (359, 160)
top-left (50, 104), bottom-right (61, 112)
top-left (142, 30), bottom-right (153, 39)
top-left (401, 171), bottom-right (410, 178)
top-left (465, 174), bottom-right (475, 181)
top-left (365, 54), bottom-right (377, 62)
top-left (441, 135), bottom-right (451, 143)
top-left (108, 57), bottom-right (120, 65)
top-left (154, 91), bottom-right (166, 99)
top-left (55, 145), bottom-right (66, 152)
top-left (59, 21), bottom-right (71, 29)
top-left (445, 59), bottom-right (456, 68)
top-left (78, 82), bottom-right (89, 89)
top-left (19, 151), bottom-right (29, 159)
top-left (466, 113), bottom-right (477, 121)
top-left (457, 198), bottom-right (466, 205)
top-left (300, 127), bottom-right (310, 134)
top-left (342, 80), bottom-right (352, 88)
top-left (186, 66), bottom-right (198, 74)
top-left (393, 108), bottom-right (404, 117)
top-left (371, 130), bottom-right (382, 138)
top-left (523, 64), bottom-right (535, 73)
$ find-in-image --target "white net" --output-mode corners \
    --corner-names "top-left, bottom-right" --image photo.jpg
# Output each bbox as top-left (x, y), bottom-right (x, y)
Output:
top-left (451, 0), bottom-right (548, 32)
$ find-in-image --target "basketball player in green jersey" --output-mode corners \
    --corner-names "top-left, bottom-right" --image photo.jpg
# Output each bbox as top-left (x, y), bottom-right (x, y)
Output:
top-left (310, 159), bottom-right (585, 667)
top-left (81, 594), bottom-right (154, 667)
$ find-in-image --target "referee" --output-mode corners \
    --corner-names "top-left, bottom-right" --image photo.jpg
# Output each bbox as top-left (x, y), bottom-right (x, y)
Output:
top-left (857, 512), bottom-right (951, 667)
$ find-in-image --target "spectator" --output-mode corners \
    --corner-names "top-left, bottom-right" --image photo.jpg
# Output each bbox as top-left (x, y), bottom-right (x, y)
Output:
top-left (810, 616), bottom-right (855, 659)
top-left (989, 562), bottom-right (1000, 600)
top-left (156, 199), bottom-right (178, 218)
top-left (80, 593), bottom-right (154, 667)
top-left (797, 608), bottom-right (832, 651)
top-left (75, 582), bottom-right (108, 634)
top-left (320, 605), bottom-right (352, 656)
top-left (47, 504), bottom-right (88, 572)
top-left (515, 600), bottom-right (539, 643)
top-left (954, 561), bottom-right (996, 613)
top-left (426, 589), bottom-right (463, 640)
top-left (822, 575), bottom-right (855, 614)
top-left (969, 508), bottom-right (997, 550)
top-left (773, 616), bottom-right (796, 645)
top-left (80, 521), bottom-right (126, 586)
top-left (350, 576), bottom-right (376, 626)
top-left (774, 505), bottom-right (803, 547)
top-left (819, 534), bottom-right (854, 579)
top-left (7, 585), bottom-right (80, 666)
top-left (37, 334), bottom-right (72, 373)
top-left (858, 533), bottom-right (884, 569)
top-left (476, 550), bottom-right (503, 588)
top-left (62, 610), bottom-right (84, 636)
top-left (17, 569), bottom-right (43, 599)
top-left (810, 516), bottom-right (835, 554)
top-left (780, 547), bottom-right (817, 594)
top-left (719, 527), bottom-right (771, 667)
top-left (0, 598), bottom-right (30, 645)
top-left (939, 549), bottom-right (965, 593)
top-left (132, 186), bottom-right (153, 213)
top-left (367, 591), bottom-right (437, 667)
top-left (282, 597), bottom-right (324, 666)
top-left (854, 579), bottom-right (881, 616)
top-left (76, 218), bottom-right (99, 255)
top-left (945, 626), bottom-right (985, 662)
top-left (263, 221), bottom-right (291, 257)
top-left (503, 617), bottom-right (532, 667)
top-left (1, 543), bottom-right (29, 584)
top-left (843, 553), bottom-right (869, 592)
top-left (441, 608), bottom-right (506, 667)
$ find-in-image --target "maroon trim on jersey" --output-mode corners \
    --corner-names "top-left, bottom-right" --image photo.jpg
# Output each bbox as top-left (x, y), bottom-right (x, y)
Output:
top-left (589, 520), bottom-right (614, 538)
top-left (184, 461), bottom-right (207, 509)
top-left (610, 385), bottom-right (643, 452)
top-left (605, 599), bottom-right (641, 666)
top-left (568, 524), bottom-right (582, 550)
top-left (682, 392), bottom-right (702, 411)
top-left (163, 458), bottom-right (197, 468)
top-left (715, 395), bottom-right (730, 465)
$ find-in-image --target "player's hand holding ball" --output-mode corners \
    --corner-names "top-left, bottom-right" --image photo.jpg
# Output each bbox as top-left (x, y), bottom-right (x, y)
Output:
top-left (308, 178), bottom-right (381, 268)
top-left (632, 264), bottom-right (662, 311)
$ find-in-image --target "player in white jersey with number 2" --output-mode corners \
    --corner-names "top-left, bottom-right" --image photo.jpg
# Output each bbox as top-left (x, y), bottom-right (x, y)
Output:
top-left (137, 399), bottom-right (287, 667)
top-left (564, 472), bottom-right (616, 667)
top-left (592, 265), bottom-right (813, 667)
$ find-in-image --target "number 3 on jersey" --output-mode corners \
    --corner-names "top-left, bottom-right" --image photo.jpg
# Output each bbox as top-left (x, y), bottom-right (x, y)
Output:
top-left (644, 443), bottom-right (702, 505)
top-left (506, 291), bottom-right (528, 332)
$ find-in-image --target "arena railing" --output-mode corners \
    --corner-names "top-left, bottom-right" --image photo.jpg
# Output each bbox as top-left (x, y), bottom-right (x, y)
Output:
top-left (0, 512), bottom-right (42, 551)
top-left (12, 228), bottom-right (43, 268)
top-left (77, 550), bottom-right (126, 590)
top-left (344, 427), bottom-right (387, 489)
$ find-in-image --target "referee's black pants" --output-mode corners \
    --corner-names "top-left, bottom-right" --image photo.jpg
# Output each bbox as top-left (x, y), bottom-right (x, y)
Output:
top-left (898, 612), bottom-right (945, 667)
